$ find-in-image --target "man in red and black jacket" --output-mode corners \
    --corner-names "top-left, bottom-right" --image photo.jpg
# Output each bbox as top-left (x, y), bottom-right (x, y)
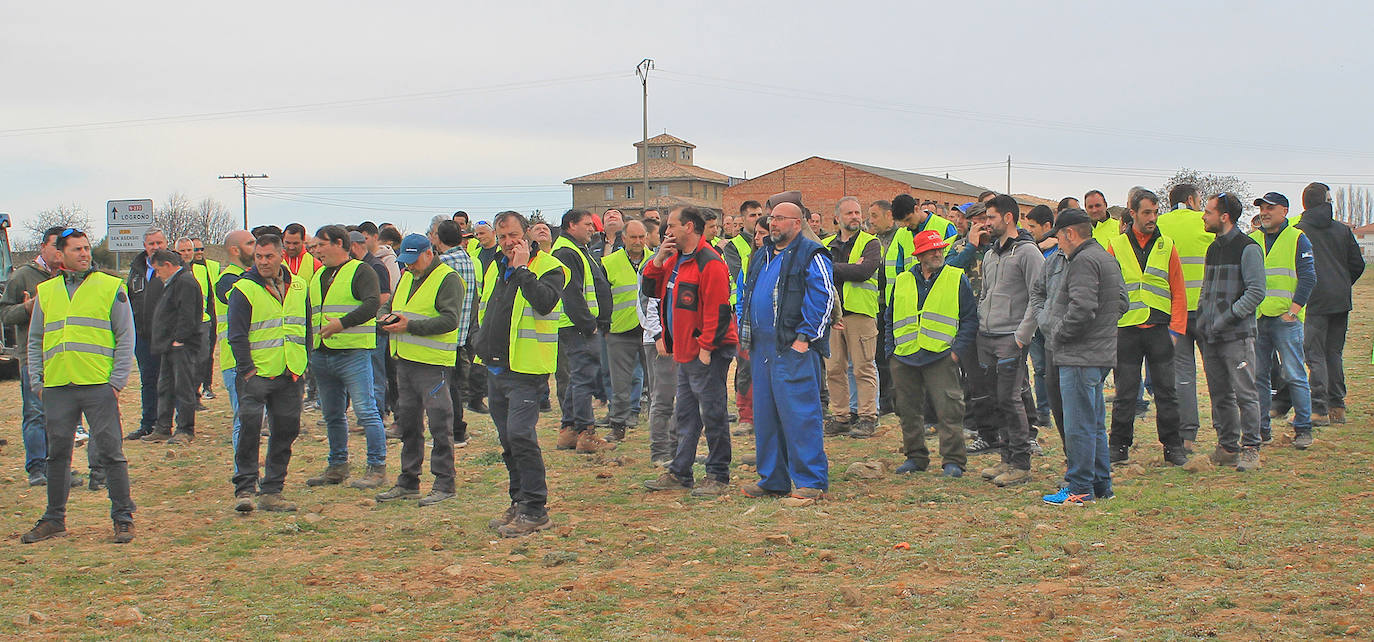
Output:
top-left (639, 205), bottom-right (739, 497)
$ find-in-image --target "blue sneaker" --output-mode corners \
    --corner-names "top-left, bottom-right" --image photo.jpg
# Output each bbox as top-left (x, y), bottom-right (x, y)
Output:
top-left (1042, 488), bottom-right (1093, 506)
top-left (894, 459), bottom-right (926, 475)
top-left (941, 463), bottom-right (963, 478)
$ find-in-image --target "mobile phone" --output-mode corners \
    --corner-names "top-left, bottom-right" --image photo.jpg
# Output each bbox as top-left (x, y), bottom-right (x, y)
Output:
top-left (381, 314), bottom-right (401, 325)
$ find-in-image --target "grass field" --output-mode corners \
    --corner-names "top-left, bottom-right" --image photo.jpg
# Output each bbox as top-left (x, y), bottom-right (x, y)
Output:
top-left (1, 281), bottom-right (1371, 641)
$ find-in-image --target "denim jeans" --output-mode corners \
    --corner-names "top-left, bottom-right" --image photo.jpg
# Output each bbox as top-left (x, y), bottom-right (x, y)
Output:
top-left (134, 334), bottom-right (161, 431)
top-left (19, 362), bottom-right (46, 474)
top-left (224, 368), bottom-right (242, 473)
top-left (1256, 316), bottom-right (1312, 434)
top-left (1058, 365), bottom-right (1111, 499)
top-left (314, 349), bottom-right (387, 467)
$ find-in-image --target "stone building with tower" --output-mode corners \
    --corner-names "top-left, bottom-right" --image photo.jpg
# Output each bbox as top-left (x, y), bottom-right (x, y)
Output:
top-left (565, 134), bottom-right (732, 217)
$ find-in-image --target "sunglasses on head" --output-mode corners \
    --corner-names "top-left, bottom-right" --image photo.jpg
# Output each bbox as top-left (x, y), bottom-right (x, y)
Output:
top-left (60, 228), bottom-right (79, 238)
top-left (194, 247), bottom-right (205, 251)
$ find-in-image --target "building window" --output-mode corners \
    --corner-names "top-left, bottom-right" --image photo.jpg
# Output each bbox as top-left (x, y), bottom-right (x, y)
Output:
top-left (604, 186), bottom-right (615, 200)
top-left (626, 185), bottom-right (635, 199)
top-left (681, 149), bottom-right (688, 160)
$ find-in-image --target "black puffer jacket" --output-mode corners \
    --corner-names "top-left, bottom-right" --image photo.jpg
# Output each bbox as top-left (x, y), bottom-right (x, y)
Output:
top-left (1297, 203), bottom-right (1365, 315)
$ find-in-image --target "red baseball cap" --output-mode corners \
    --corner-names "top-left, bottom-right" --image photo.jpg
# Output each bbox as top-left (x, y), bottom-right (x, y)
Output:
top-left (910, 229), bottom-right (949, 256)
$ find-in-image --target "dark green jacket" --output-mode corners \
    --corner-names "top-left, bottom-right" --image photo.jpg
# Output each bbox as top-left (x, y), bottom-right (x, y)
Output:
top-left (0, 261), bottom-right (58, 366)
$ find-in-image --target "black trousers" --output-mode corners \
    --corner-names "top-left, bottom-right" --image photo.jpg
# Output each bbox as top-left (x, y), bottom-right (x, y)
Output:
top-left (1109, 325), bottom-right (1182, 451)
top-left (977, 334), bottom-right (1031, 470)
top-left (199, 321), bottom-right (215, 393)
top-left (232, 374), bottom-right (302, 496)
top-left (155, 345), bottom-right (198, 435)
top-left (465, 343), bottom-right (487, 403)
top-left (1304, 312), bottom-right (1349, 415)
top-left (489, 370), bottom-right (548, 517)
top-left (396, 360), bottom-right (455, 493)
top-left (448, 348), bottom-right (469, 439)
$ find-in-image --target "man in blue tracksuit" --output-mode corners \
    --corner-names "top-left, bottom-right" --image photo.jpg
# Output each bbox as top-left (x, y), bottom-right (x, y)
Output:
top-left (736, 200), bottom-right (836, 503)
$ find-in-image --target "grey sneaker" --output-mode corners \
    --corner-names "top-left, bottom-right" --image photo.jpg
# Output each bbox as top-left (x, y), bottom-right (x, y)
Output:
top-left (418, 489), bottom-right (455, 507)
top-left (1235, 446), bottom-right (1261, 472)
top-left (690, 478), bottom-right (729, 497)
top-left (376, 486), bottom-right (421, 502)
top-left (1293, 432), bottom-right (1314, 450)
top-left (1028, 439), bottom-right (1044, 456)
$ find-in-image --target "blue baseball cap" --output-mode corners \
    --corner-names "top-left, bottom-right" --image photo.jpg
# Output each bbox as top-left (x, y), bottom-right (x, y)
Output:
top-left (395, 233), bottom-right (432, 265)
top-left (1253, 192), bottom-right (1289, 208)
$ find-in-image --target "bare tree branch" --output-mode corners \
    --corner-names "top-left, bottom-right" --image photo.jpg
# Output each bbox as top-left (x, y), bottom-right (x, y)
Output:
top-left (20, 204), bottom-right (91, 250)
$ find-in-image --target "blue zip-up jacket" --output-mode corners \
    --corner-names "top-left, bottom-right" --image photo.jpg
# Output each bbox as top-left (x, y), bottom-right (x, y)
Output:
top-left (736, 234), bottom-right (835, 357)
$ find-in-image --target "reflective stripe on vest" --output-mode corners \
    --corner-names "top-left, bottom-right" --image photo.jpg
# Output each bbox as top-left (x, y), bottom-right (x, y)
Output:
top-left (308, 259), bottom-right (377, 350)
top-left (1111, 233), bottom-right (1175, 327)
top-left (38, 272), bottom-right (124, 387)
top-left (727, 234), bottom-right (752, 306)
top-left (838, 231), bottom-right (880, 317)
top-left (1249, 224), bottom-right (1305, 319)
top-left (192, 260), bottom-right (219, 322)
top-left (233, 275), bottom-right (308, 378)
top-left (601, 248), bottom-right (644, 334)
top-left (477, 253), bottom-right (566, 375)
top-left (551, 235), bottom-right (598, 328)
top-left (389, 262), bottom-right (459, 366)
top-left (883, 227), bottom-right (915, 302)
top-left (890, 266), bottom-right (963, 356)
top-left (216, 263), bottom-right (246, 371)
top-left (1156, 208), bottom-right (1214, 312)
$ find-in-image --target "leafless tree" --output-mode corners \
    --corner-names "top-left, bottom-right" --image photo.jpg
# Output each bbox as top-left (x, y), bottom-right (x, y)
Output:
top-left (153, 192), bottom-right (200, 243)
top-left (1333, 185), bottom-right (1373, 227)
top-left (20, 203), bottom-right (91, 250)
top-left (1159, 168), bottom-right (1255, 230)
top-left (196, 197), bottom-right (235, 244)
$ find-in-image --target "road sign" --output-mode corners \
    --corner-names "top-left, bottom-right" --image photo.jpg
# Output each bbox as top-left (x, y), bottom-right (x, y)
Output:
top-left (107, 199), bottom-right (153, 252)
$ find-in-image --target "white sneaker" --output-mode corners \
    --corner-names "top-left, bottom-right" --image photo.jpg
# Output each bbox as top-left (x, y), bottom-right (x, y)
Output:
top-left (74, 426), bottom-right (90, 448)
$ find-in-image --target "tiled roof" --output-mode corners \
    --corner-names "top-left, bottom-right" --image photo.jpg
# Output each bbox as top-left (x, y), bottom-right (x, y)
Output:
top-left (826, 158), bottom-right (1047, 206)
top-left (565, 159), bottom-right (729, 185)
top-left (633, 134), bottom-right (695, 149)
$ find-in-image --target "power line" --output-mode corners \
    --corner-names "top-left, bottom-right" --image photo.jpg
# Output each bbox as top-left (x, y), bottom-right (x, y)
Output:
top-left (0, 71), bottom-right (629, 137)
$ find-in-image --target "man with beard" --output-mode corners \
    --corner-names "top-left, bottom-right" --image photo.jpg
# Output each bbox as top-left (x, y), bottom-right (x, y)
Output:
top-left (821, 197), bottom-right (882, 439)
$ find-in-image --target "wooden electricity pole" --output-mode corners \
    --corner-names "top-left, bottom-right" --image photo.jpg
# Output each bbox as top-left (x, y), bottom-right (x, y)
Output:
top-left (218, 173), bottom-right (268, 228)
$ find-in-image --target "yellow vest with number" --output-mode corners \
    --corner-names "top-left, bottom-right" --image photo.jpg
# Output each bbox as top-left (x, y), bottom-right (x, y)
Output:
top-left (477, 253), bottom-right (566, 375)
top-left (823, 231), bottom-right (880, 317)
top-left (552, 235), bottom-right (598, 328)
top-left (38, 272), bottom-right (125, 387)
top-left (890, 266), bottom-right (963, 355)
top-left (389, 262), bottom-right (459, 366)
top-left (601, 248), bottom-right (644, 334)
top-left (233, 275), bottom-right (308, 378)
top-left (191, 259), bottom-right (220, 322)
top-left (216, 263), bottom-right (246, 371)
top-left (308, 259), bottom-right (377, 350)
top-left (1249, 224), bottom-right (1305, 320)
top-left (1156, 207), bottom-right (1213, 312)
top-left (1111, 233), bottom-right (1175, 327)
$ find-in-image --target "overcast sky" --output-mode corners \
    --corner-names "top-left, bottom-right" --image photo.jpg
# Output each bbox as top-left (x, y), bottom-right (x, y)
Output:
top-left (4, 1), bottom-right (1372, 242)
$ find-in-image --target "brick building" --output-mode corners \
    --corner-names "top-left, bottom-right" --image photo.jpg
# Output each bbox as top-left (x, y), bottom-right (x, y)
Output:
top-left (724, 156), bottom-right (1051, 219)
top-left (565, 134), bottom-right (732, 217)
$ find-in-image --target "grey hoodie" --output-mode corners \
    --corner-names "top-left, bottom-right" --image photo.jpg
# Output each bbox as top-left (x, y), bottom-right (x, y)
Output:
top-left (977, 228), bottom-right (1043, 346)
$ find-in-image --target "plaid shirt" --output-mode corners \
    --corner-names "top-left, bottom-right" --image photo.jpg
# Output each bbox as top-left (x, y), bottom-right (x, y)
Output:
top-left (438, 246), bottom-right (479, 347)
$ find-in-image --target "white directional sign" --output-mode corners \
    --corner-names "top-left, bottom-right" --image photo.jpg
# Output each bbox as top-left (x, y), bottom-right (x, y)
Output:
top-left (107, 199), bottom-right (153, 252)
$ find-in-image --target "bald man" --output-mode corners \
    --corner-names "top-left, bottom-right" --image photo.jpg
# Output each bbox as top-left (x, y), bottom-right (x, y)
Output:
top-left (217, 230), bottom-right (257, 461)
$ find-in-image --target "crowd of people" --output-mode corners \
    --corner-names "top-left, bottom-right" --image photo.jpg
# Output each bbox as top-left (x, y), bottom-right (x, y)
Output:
top-left (3, 179), bottom-right (1363, 543)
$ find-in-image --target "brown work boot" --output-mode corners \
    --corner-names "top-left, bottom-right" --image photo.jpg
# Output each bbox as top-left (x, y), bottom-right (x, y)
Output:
top-left (606, 424), bottom-right (627, 443)
top-left (980, 461), bottom-right (1012, 480)
top-left (740, 482), bottom-right (788, 498)
top-left (1235, 446), bottom-right (1261, 472)
top-left (234, 492), bottom-right (255, 513)
top-left (112, 521), bottom-right (135, 544)
top-left (257, 493), bottom-right (298, 512)
top-left (488, 504), bottom-right (520, 531)
top-left (823, 415), bottom-right (853, 436)
top-left (140, 429), bottom-right (173, 443)
top-left (348, 465), bottom-right (387, 489)
top-left (643, 471), bottom-right (692, 492)
top-left (498, 512), bottom-right (553, 538)
top-left (690, 478), bottom-right (729, 497)
top-left (20, 520), bottom-right (66, 544)
top-left (1330, 407), bottom-right (1347, 424)
top-left (305, 463), bottom-right (350, 486)
top-left (1310, 413), bottom-right (1330, 427)
top-left (165, 432), bottom-right (194, 446)
top-left (847, 417), bottom-right (877, 439)
top-left (575, 428), bottom-right (616, 454)
top-left (780, 487), bottom-right (825, 507)
top-left (556, 426), bottom-right (579, 450)
top-left (992, 467), bottom-right (1031, 487)
top-left (1209, 446), bottom-right (1239, 467)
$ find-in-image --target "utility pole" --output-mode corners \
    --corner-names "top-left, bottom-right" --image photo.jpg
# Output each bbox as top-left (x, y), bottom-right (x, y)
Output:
top-left (218, 173), bottom-right (268, 228)
top-left (1006, 156), bottom-right (1011, 194)
top-left (636, 58), bottom-right (654, 216)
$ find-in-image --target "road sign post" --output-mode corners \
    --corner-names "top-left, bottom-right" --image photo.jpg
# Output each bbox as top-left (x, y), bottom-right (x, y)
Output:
top-left (107, 199), bottom-right (153, 253)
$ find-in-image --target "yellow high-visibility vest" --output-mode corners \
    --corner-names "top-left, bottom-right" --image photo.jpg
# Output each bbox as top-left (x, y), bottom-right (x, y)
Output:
top-left (216, 263), bottom-right (246, 371)
top-left (1249, 224), bottom-right (1305, 320)
top-left (551, 235), bottom-right (599, 328)
top-left (389, 262), bottom-right (460, 366)
top-left (191, 259), bottom-right (220, 322)
top-left (37, 272), bottom-right (125, 387)
top-left (822, 231), bottom-right (880, 317)
top-left (477, 253), bottom-right (567, 375)
top-left (1156, 207), bottom-right (1214, 312)
top-left (727, 234), bottom-right (752, 306)
top-left (308, 259), bottom-right (377, 350)
top-left (1111, 233), bottom-right (1175, 327)
top-left (232, 274), bottom-right (308, 378)
top-left (890, 266), bottom-right (963, 355)
top-left (601, 248), bottom-right (645, 334)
